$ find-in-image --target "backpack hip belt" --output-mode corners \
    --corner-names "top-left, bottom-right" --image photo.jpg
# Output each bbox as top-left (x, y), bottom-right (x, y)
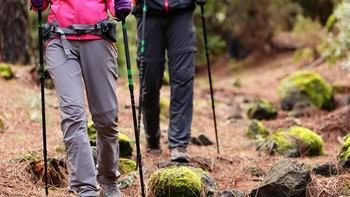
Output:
top-left (42, 19), bottom-right (117, 55)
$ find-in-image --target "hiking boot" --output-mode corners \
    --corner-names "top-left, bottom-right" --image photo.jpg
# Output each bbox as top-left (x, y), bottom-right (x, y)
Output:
top-left (99, 183), bottom-right (121, 197)
top-left (146, 143), bottom-right (162, 156)
top-left (146, 148), bottom-right (162, 156)
top-left (170, 147), bottom-right (190, 162)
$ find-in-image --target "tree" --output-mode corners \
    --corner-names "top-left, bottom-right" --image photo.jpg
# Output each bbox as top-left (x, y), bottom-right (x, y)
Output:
top-left (0, 0), bottom-right (31, 64)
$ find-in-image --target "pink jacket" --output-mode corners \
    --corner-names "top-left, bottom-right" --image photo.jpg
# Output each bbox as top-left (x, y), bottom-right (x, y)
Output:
top-left (33, 0), bottom-right (118, 40)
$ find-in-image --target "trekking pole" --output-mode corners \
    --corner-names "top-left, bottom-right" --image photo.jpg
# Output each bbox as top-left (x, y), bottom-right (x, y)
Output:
top-left (136, 0), bottom-right (147, 175)
top-left (120, 18), bottom-right (146, 197)
top-left (37, 7), bottom-right (49, 196)
top-left (200, 5), bottom-right (220, 154)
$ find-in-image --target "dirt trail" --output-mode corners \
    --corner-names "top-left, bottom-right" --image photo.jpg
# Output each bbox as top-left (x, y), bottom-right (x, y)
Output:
top-left (1, 52), bottom-right (350, 196)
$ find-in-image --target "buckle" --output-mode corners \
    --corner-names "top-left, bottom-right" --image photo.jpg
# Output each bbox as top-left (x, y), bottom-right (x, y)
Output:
top-left (75, 29), bottom-right (86, 34)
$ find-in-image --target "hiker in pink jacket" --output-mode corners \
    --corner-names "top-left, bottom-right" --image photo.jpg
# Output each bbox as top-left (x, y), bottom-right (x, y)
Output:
top-left (30, 0), bottom-right (131, 196)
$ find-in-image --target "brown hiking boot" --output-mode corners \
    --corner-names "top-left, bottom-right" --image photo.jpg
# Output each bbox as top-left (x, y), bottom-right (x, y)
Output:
top-left (170, 147), bottom-right (190, 162)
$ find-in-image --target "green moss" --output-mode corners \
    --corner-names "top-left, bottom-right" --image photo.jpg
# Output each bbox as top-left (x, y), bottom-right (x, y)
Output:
top-left (278, 70), bottom-right (335, 110)
top-left (289, 126), bottom-right (324, 156)
top-left (119, 133), bottom-right (133, 158)
top-left (247, 120), bottom-right (270, 139)
top-left (23, 152), bottom-right (41, 161)
top-left (119, 158), bottom-right (137, 174)
top-left (246, 99), bottom-right (277, 120)
top-left (148, 166), bottom-right (202, 197)
top-left (0, 63), bottom-right (14, 80)
top-left (87, 121), bottom-right (133, 157)
top-left (87, 122), bottom-right (97, 146)
top-left (269, 126), bottom-right (324, 157)
top-left (270, 130), bottom-right (295, 156)
top-left (337, 134), bottom-right (350, 168)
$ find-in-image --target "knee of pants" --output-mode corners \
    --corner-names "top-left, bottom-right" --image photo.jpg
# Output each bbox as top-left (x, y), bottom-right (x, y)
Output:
top-left (61, 105), bottom-right (88, 136)
top-left (92, 107), bottom-right (119, 135)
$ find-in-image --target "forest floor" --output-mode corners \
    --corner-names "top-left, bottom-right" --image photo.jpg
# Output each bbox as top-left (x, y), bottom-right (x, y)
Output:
top-left (1, 51), bottom-right (350, 196)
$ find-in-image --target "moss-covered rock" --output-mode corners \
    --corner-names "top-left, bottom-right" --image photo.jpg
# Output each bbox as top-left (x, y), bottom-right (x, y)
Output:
top-left (246, 99), bottom-right (277, 120)
top-left (87, 121), bottom-right (133, 158)
top-left (87, 122), bottom-right (97, 146)
top-left (0, 63), bottom-right (14, 79)
top-left (148, 166), bottom-right (203, 197)
top-left (269, 126), bottom-right (324, 157)
top-left (247, 120), bottom-right (270, 139)
top-left (337, 134), bottom-right (350, 170)
top-left (278, 70), bottom-right (335, 111)
top-left (119, 158), bottom-right (137, 175)
top-left (119, 133), bottom-right (133, 158)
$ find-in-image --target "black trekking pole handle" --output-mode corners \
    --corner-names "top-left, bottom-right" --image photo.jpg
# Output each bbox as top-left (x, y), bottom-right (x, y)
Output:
top-left (121, 18), bottom-right (146, 197)
top-left (200, 5), bottom-right (220, 154)
top-left (37, 7), bottom-right (49, 196)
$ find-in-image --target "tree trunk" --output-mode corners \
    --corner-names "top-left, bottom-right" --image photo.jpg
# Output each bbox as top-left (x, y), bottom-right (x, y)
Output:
top-left (0, 0), bottom-right (30, 64)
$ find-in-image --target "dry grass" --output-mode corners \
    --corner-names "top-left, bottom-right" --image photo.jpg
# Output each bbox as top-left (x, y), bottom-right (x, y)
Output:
top-left (306, 173), bottom-right (350, 197)
top-left (1, 53), bottom-right (350, 196)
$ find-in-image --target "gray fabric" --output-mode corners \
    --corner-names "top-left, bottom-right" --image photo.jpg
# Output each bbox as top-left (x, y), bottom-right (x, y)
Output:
top-left (45, 39), bottom-right (120, 196)
top-left (136, 10), bottom-right (196, 149)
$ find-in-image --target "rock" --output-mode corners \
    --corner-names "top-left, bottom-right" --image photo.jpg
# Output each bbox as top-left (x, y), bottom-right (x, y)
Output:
top-left (118, 133), bottom-right (133, 158)
top-left (250, 159), bottom-right (310, 197)
top-left (288, 101), bottom-right (313, 118)
top-left (157, 156), bottom-right (213, 172)
top-left (268, 126), bottom-right (324, 157)
top-left (0, 63), bottom-right (14, 80)
top-left (191, 134), bottom-right (214, 146)
top-left (219, 190), bottom-right (246, 197)
top-left (117, 172), bottom-right (136, 189)
top-left (338, 134), bottom-right (350, 170)
top-left (119, 158), bottom-right (137, 175)
top-left (243, 166), bottom-right (266, 177)
top-left (87, 121), bottom-right (133, 158)
top-left (312, 162), bottom-right (338, 177)
top-left (246, 99), bottom-right (277, 120)
top-left (87, 122), bottom-right (97, 146)
top-left (148, 166), bottom-right (203, 197)
top-left (148, 166), bottom-right (217, 197)
top-left (278, 70), bottom-right (335, 111)
top-left (247, 120), bottom-right (270, 139)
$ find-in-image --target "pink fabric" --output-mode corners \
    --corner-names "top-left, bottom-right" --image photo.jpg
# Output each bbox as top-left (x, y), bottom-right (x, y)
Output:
top-left (34, 0), bottom-right (118, 40)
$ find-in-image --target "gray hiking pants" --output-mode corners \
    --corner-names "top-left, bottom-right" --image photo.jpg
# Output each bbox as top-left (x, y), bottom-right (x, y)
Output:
top-left (136, 10), bottom-right (196, 149)
top-left (45, 39), bottom-right (120, 196)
